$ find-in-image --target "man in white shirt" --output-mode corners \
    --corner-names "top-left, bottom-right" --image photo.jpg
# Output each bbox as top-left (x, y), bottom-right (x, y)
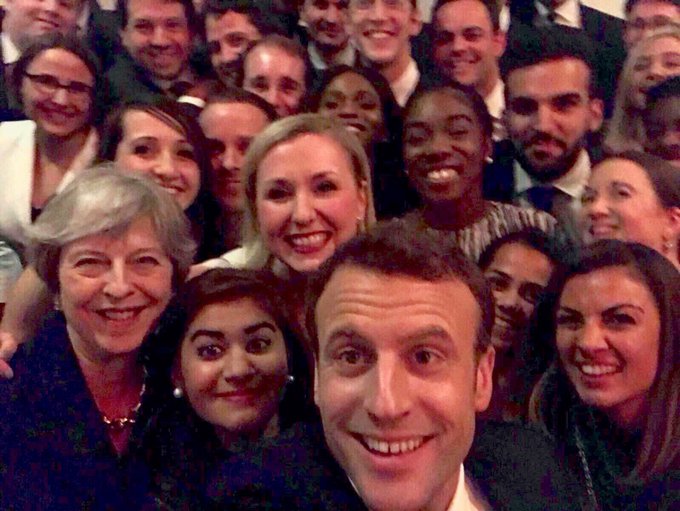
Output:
top-left (299, 0), bottom-right (356, 70)
top-left (431, 0), bottom-right (506, 139)
top-left (347, 0), bottom-right (422, 106)
top-left (485, 26), bottom-right (603, 238)
top-left (1, 0), bottom-right (84, 65)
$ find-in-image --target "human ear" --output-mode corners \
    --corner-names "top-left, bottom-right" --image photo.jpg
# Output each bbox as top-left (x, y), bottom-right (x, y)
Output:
top-left (474, 346), bottom-right (495, 412)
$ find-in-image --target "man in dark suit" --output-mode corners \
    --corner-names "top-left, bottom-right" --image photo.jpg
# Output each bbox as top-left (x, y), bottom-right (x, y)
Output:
top-left (207, 222), bottom-right (574, 511)
top-left (0, 0), bottom-right (86, 114)
top-left (508, 0), bottom-right (625, 116)
top-left (623, 0), bottom-right (680, 49)
top-left (298, 0), bottom-right (356, 71)
top-left (486, 26), bottom-right (603, 238)
top-left (105, 0), bottom-right (203, 104)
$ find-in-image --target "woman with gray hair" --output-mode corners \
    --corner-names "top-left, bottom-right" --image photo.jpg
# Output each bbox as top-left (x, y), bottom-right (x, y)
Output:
top-left (199, 113), bottom-right (376, 276)
top-left (0, 166), bottom-right (196, 509)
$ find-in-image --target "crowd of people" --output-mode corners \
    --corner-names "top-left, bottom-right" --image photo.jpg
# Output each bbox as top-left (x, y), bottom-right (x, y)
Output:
top-left (0, 0), bottom-right (678, 509)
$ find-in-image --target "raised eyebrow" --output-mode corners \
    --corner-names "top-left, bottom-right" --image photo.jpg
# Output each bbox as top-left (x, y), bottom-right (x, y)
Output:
top-left (243, 321), bottom-right (278, 335)
top-left (403, 325), bottom-right (453, 343)
top-left (190, 329), bottom-right (224, 343)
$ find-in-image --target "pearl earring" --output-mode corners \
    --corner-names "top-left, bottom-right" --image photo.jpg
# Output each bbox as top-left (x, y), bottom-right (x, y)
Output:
top-left (286, 375), bottom-right (295, 384)
top-left (173, 387), bottom-right (184, 399)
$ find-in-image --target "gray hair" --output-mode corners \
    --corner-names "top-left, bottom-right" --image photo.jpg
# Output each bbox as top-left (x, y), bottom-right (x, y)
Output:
top-left (29, 164), bottom-right (197, 291)
top-left (240, 113), bottom-right (377, 269)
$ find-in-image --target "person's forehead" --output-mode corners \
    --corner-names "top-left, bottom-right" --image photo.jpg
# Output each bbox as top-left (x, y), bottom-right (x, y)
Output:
top-left (629, 0), bottom-right (680, 17)
top-left (407, 90), bottom-right (476, 124)
top-left (127, 0), bottom-right (188, 20)
top-left (506, 58), bottom-right (590, 97)
top-left (434, 0), bottom-right (493, 30)
top-left (206, 9), bottom-right (257, 32)
top-left (315, 265), bottom-right (480, 346)
top-left (246, 45), bottom-right (305, 76)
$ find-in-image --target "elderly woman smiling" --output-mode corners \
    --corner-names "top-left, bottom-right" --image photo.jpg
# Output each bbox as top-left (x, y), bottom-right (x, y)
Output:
top-left (0, 167), bottom-right (196, 509)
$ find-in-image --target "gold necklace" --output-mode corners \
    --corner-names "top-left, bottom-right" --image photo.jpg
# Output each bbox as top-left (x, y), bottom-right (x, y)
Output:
top-left (101, 381), bottom-right (146, 431)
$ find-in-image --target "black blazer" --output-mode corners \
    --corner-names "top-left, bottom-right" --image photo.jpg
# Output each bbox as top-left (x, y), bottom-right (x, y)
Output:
top-left (206, 420), bottom-right (575, 511)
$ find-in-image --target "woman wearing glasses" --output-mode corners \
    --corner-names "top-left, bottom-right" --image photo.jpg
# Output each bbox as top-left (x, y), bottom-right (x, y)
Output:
top-left (0, 33), bottom-right (101, 255)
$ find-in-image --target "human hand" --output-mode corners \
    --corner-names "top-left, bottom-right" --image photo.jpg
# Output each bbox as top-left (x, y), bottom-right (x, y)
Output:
top-left (0, 331), bottom-right (17, 379)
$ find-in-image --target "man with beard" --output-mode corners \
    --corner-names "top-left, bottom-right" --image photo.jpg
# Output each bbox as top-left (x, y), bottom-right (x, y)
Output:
top-left (299, 0), bottom-right (355, 71)
top-left (105, 0), bottom-right (201, 104)
top-left (484, 26), bottom-right (603, 237)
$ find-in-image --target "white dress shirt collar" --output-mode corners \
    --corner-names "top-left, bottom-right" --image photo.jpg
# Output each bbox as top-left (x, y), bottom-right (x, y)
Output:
top-left (1, 32), bottom-right (21, 65)
top-left (514, 148), bottom-right (591, 199)
top-left (308, 41), bottom-right (356, 71)
top-left (390, 57), bottom-right (420, 107)
top-left (485, 79), bottom-right (506, 141)
top-left (535, 0), bottom-right (582, 29)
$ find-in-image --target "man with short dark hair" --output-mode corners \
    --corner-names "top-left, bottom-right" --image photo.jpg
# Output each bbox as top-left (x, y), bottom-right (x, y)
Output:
top-left (299, 0), bottom-right (356, 71)
top-left (485, 26), bottom-right (603, 236)
top-left (203, 0), bottom-right (281, 87)
top-left (105, 0), bottom-right (200, 104)
top-left (206, 222), bottom-right (573, 510)
top-left (1, 0), bottom-right (86, 113)
top-left (348, 0), bottom-right (422, 106)
top-left (624, 0), bottom-right (680, 48)
top-left (431, 0), bottom-right (506, 139)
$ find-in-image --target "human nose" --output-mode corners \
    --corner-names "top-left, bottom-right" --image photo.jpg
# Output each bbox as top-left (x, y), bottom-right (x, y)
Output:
top-left (364, 354), bottom-right (410, 423)
top-left (51, 86), bottom-right (69, 105)
top-left (495, 286), bottom-right (522, 312)
top-left (151, 151), bottom-right (178, 179)
top-left (535, 104), bottom-right (558, 133)
top-left (337, 99), bottom-right (360, 118)
top-left (222, 346), bottom-right (255, 381)
top-left (103, 262), bottom-right (133, 300)
top-left (327, 4), bottom-right (341, 22)
top-left (292, 191), bottom-right (315, 225)
top-left (575, 320), bottom-right (608, 352)
top-left (585, 192), bottom-right (608, 219)
top-left (151, 26), bottom-right (171, 46)
top-left (221, 143), bottom-right (240, 170)
top-left (368, 0), bottom-right (387, 20)
top-left (41, 0), bottom-right (59, 14)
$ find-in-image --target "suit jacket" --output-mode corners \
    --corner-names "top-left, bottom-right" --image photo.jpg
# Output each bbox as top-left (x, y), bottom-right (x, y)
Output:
top-left (506, 2), bottom-right (625, 116)
top-left (206, 420), bottom-right (575, 511)
top-left (0, 120), bottom-right (98, 252)
top-left (0, 313), bottom-right (161, 510)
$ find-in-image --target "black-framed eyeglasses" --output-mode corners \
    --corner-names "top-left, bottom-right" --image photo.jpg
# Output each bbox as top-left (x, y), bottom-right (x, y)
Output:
top-left (24, 72), bottom-right (94, 99)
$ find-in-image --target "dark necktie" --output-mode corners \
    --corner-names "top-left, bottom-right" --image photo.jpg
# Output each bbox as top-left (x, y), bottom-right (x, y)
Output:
top-left (527, 185), bottom-right (557, 213)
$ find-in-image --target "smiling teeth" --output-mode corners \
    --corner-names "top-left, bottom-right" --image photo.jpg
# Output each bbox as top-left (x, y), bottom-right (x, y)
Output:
top-left (364, 436), bottom-right (424, 455)
top-left (579, 364), bottom-right (618, 376)
top-left (426, 169), bottom-right (456, 183)
top-left (100, 309), bottom-right (139, 320)
top-left (290, 233), bottom-right (326, 247)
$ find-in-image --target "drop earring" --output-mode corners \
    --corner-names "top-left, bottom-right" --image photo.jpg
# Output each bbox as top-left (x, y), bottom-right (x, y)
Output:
top-left (286, 375), bottom-right (295, 384)
top-left (173, 387), bottom-right (184, 399)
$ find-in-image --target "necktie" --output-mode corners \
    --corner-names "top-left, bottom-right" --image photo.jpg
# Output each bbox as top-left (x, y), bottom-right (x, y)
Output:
top-left (527, 186), bottom-right (557, 213)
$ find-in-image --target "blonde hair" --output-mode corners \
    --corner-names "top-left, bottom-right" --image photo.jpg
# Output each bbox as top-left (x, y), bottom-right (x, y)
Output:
top-left (239, 113), bottom-right (376, 269)
top-left (605, 28), bottom-right (680, 154)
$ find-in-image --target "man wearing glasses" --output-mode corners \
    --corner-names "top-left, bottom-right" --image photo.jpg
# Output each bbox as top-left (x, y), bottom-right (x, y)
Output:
top-left (624, 0), bottom-right (680, 49)
top-left (348, 0), bottom-right (422, 106)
